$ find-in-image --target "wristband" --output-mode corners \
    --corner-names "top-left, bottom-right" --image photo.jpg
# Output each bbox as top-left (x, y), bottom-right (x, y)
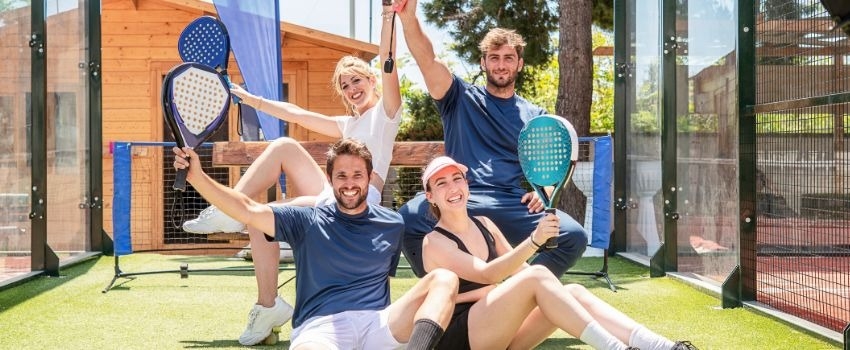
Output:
top-left (530, 237), bottom-right (543, 249)
top-left (382, 0), bottom-right (392, 6)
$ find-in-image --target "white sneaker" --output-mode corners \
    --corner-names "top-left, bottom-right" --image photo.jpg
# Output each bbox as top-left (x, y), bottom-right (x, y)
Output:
top-left (182, 205), bottom-right (245, 234)
top-left (238, 296), bottom-right (294, 346)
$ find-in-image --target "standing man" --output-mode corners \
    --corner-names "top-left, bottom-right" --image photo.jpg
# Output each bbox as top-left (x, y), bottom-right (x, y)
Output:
top-left (173, 138), bottom-right (457, 349)
top-left (393, 0), bottom-right (588, 277)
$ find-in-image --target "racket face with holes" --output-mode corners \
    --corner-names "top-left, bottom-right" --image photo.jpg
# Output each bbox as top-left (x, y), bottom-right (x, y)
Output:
top-left (178, 16), bottom-right (230, 72)
top-left (163, 62), bottom-right (231, 147)
top-left (517, 115), bottom-right (579, 208)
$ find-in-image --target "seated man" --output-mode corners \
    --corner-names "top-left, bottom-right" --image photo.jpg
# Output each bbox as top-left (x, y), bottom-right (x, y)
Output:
top-left (172, 138), bottom-right (457, 349)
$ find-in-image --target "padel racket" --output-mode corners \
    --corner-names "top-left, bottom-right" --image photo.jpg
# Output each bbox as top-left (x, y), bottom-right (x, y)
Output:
top-left (178, 16), bottom-right (232, 84)
top-left (517, 115), bottom-right (579, 249)
top-left (162, 62), bottom-right (231, 191)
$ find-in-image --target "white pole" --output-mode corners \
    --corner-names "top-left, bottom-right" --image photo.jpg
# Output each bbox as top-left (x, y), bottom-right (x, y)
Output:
top-left (350, 0), bottom-right (355, 38)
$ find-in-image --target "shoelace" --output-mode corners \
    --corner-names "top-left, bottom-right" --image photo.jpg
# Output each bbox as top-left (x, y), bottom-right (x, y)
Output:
top-left (245, 308), bottom-right (260, 330)
top-left (198, 206), bottom-right (216, 219)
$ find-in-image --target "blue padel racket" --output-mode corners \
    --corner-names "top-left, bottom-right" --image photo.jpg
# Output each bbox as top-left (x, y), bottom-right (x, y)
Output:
top-left (178, 16), bottom-right (232, 84)
top-left (517, 115), bottom-right (579, 249)
top-left (162, 62), bottom-right (231, 191)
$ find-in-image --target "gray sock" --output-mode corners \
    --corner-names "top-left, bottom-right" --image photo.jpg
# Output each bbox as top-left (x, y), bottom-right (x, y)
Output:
top-left (407, 318), bottom-right (444, 350)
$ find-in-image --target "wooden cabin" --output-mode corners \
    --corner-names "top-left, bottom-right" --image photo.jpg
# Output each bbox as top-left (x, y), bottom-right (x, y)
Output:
top-left (101, 0), bottom-right (379, 252)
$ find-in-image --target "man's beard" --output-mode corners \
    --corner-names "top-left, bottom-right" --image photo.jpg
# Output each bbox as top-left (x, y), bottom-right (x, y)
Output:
top-left (486, 69), bottom-right (517, 89)
top-left (334, 187), bottom-right (368, 210)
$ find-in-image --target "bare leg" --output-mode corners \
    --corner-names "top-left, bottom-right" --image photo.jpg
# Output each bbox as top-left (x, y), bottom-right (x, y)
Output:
top-left (386, 268), bottom-right (458, 342)
top-left (237, 139), bottom-right (325, 306)
top-left (467, 265), bottom-right (595, 349)
top-left (249, 197), bottom-right (318, 307)
top-left (564, 284), bottom-right (640, 343)
top-left (248, 226), bottom-right (282, 307)
top-left (233, 137), bottom-right (326, 198)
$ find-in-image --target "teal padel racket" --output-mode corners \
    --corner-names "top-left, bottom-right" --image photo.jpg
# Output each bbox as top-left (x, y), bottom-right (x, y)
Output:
top-left (517, 115), bottom-right (579, 249)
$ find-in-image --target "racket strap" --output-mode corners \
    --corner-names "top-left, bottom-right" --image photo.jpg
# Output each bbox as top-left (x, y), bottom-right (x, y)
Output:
top-left (169, 191), bottom-right (187, 230)
top-left (236, 102), bottom-right (243, 137)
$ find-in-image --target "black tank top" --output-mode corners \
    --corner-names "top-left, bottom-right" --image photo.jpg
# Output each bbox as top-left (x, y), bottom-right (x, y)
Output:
top-left (433, 216), bottom-right (498, 294)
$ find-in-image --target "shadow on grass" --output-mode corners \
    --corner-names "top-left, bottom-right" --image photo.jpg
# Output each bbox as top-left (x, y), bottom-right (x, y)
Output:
top-left (536, 337), bottom-right (588, 349)
top-left (180, 339), bottom-right (292, 348)
top-left (0, 256), bottom-right (98, 310)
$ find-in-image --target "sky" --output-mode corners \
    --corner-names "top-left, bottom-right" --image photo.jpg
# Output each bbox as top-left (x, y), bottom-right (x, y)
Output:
top-left (281, 1), bottom-right (473, 90)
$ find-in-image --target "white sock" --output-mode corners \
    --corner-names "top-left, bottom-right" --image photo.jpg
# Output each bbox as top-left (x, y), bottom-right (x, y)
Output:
top-left (579, 321), bottom-right (629, 350)
top-left (629, 325), bottom-right (676, 350)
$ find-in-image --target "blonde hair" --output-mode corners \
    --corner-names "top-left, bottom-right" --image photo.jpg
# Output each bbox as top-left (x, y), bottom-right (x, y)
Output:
top-left (331, 56), bottom-right (379, 115)
top-left (478, 28), bottom-right (527, 58)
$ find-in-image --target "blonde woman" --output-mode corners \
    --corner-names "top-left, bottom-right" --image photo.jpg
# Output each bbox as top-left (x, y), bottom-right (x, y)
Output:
top-left (182, 5), bottom-right (402, 345)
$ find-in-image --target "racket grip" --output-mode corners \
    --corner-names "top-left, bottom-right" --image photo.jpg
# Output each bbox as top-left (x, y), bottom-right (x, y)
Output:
top-left (543, 208), bottom-right (558, 249)
top-left (173, 168), bottom-right (189, 192)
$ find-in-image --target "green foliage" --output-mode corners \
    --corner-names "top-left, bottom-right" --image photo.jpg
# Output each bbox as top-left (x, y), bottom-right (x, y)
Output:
top-left (756, 113), bottom-right (850, 134)
top-left (421, 0), bottom-right (559, 67)
top-left (396, 88), bottom-right (443, 141)
top-left (590, 29), bottom-right (614, 133)
top-left (515, 29), bottom-right (614, 134)
top-left (421, 0), bottom-right (613, 67)
top-left (393, 86), bottom-right (443, 208)
top-left (591, 0), bottom-right (614, 30)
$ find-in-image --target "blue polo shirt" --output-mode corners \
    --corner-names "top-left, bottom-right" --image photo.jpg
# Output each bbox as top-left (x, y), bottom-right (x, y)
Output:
top-left (436, 75), bottom-right (546, 194)
top-left (272, 204), bottom-right (404, 328)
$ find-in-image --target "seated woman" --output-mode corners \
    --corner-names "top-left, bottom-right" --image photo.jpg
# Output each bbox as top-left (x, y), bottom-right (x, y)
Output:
top-left (419, 156), bottom-right (698, 350)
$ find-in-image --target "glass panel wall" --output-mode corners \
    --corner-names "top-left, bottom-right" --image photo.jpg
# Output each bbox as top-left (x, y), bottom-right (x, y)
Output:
top-left (624, 0), bottom-right (664, 258)
top-left (0, 2), bottom-right (33, 281)
top-left (45, 1), bottom-right (89, 260)
top-left (673, 1), bottom-right (739, 282)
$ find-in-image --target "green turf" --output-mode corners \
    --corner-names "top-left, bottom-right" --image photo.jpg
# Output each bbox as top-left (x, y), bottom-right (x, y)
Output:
top-left (0, 254), bottom-right (841, 349)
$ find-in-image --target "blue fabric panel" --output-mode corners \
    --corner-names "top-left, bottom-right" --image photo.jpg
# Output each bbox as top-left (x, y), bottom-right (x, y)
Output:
top-left (112, 142), bottom-right (133, 256)
top-left (590, 136), bottom-right (613, 249)
top-left (213, 0), bottom-right (285, 140)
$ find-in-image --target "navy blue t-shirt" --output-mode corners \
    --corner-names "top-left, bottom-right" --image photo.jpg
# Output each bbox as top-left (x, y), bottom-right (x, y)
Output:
top-left (436, 75), bottom-right (546, 193)
top-left (272, 204), bottom-right (404, 328)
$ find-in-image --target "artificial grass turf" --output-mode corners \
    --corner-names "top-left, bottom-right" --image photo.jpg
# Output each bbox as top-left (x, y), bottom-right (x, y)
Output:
top-left (0, 253), bottom-right (840, 349)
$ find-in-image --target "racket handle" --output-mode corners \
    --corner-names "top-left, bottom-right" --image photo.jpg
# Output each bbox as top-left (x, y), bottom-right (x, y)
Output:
top-left (223, 75), bottom-right (241, 104)
top-left (173, 168), bottom-right (188, 192)
top-left (543, 208), bottom-right (558, 249)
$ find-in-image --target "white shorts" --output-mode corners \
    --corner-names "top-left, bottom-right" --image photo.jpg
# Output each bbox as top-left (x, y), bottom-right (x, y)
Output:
top-left (314, 183), bottom-right (381, 207)
top-left (289, 309), bottom-right (403, 350)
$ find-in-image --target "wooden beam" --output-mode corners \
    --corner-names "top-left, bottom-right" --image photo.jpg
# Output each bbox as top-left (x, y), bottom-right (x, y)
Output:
top-left (213, 141), bottom-right (445, 167)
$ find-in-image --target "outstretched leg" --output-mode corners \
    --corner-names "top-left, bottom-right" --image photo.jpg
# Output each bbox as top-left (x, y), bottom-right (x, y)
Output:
top-left (466, 265), bottom-right (627, 350)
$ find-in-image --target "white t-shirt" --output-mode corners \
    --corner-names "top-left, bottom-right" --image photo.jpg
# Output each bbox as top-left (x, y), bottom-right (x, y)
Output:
top-left (334, 99), bottom-right (401, 182)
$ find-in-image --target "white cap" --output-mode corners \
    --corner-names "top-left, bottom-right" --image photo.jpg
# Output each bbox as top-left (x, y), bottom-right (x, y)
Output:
top-left (421, 156), bottom-right (469, 191)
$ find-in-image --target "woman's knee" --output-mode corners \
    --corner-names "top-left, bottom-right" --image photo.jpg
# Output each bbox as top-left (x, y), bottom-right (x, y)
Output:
top-left (424, 268), bottom-right (459, 291)
top-left (268, 136), bottom-right (298, 151)
top-left (563, 283), bottom-right (591, 298)
top-left (520, 265), bottom-right (560, 284)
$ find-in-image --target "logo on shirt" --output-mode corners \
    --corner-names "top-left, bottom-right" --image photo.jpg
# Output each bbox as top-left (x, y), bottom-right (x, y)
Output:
top-left (371, 233), bottom-right (391, 252)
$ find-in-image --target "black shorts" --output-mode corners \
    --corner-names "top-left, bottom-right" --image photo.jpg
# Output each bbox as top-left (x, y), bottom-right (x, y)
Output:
top-left (436, 302), bottom-right (474, 350)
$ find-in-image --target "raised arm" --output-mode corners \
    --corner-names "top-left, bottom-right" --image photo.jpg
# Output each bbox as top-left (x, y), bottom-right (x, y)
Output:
top-left (394, 0), bottom-right (453, 100)
top-left (231, 84), bottom-right (343, 138)
top-left (173, 146), bottom-right (275, 235)
top-left (380, 1), bottom-right (402, 119)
